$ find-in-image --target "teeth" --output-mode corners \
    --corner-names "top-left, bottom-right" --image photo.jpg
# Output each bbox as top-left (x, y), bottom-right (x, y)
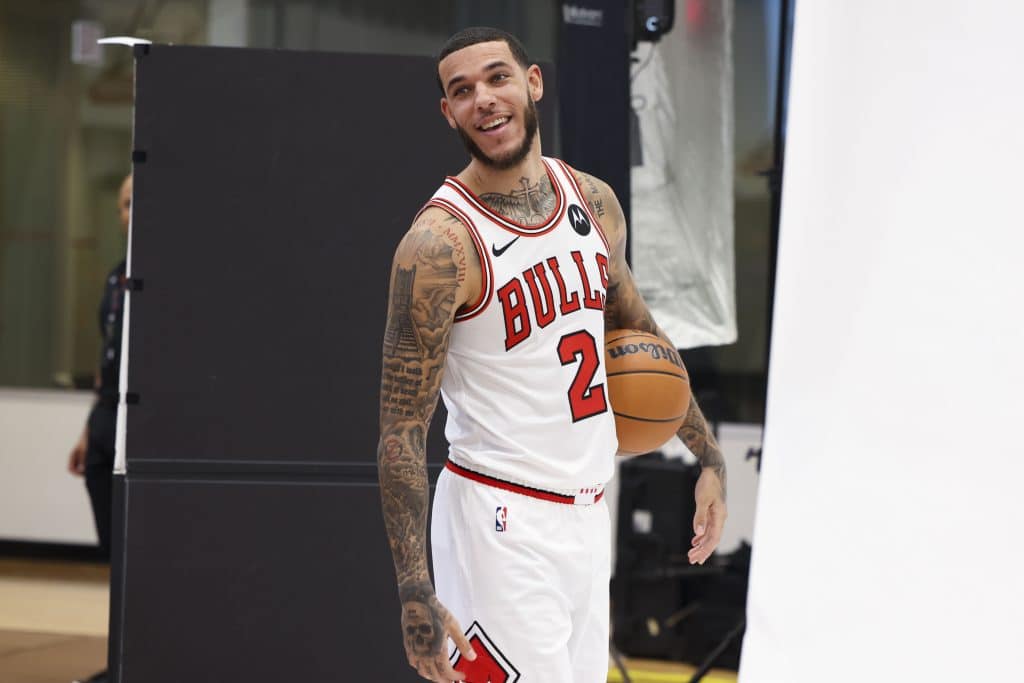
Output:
top-left (481, 117), bottom-right (508, 130)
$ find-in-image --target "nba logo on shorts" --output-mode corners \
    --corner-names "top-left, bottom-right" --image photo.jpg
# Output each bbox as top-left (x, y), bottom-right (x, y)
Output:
top-left (495, 506), bottom-right (508, 532)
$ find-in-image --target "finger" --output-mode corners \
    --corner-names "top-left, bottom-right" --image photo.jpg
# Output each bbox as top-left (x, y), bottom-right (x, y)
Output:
top-left (435, 655), bottom-right (466, 682)
top-left (693, 531), bottom-right (721, 564)
top-left (416, 659), bottom-right (439, 682)
top-left (693, 506), bottom-right (708, 539)
top-left (448, 621), bottom-right (476, 662)
top-left (692, 523), bottom-right (722, 562)
top-left (690, 537), bottom-right (712, 560)
top-left (688, 537), bottom-right (715, 564)
top-left (688, 543), bottom-right (704, 564)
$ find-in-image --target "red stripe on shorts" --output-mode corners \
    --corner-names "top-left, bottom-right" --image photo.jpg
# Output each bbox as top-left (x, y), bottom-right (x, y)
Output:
top-left (445, 460), bottom-right (604, 505)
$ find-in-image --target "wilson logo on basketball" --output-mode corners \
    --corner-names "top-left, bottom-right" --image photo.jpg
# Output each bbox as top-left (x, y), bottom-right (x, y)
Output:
top-left (607, 340), bottom-right (685, 371)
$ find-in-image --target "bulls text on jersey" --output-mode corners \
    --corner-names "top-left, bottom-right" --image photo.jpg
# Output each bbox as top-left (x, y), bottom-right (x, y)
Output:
top-left (496, 249), bottom-right (609, 351)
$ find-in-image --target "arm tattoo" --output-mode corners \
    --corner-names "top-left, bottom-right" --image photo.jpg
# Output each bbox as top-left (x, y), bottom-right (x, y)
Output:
top-left (678, 396), bottom-right (727, 496)
top-left (378, 226), bottom-right (458, 637)
top-left (479, 175), bottom-right (556, 224)
top-left (603, 280), bottom-right (664, 336)
top-left (581, 174), bottom-right (606, 218)
top-left (572, 169), bottom-right (728, 494)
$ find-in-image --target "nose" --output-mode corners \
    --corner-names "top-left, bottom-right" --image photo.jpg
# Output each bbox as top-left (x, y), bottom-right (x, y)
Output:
top-left (474, 84), bottom-right (497, 111)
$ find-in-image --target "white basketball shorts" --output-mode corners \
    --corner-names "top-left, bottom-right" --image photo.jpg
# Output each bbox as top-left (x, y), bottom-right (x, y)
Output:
top-left (431, 461), bottom-right (611, 683)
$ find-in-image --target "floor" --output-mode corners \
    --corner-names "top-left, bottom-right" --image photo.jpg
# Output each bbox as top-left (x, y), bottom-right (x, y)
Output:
top-left (610, 658), bottom-right (737, 683)
top-left (0, 558), bottom-right (109, 683)
top-left (0, 557), bottom-right (736, 683)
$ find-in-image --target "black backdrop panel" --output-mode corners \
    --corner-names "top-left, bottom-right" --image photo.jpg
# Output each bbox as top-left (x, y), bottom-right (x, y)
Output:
top-left (559, 0), bottom-right (631, 227)
top-left (119, 478), bottom-right (422, 682)
top-left (128, 45), bottom-right (557, 464)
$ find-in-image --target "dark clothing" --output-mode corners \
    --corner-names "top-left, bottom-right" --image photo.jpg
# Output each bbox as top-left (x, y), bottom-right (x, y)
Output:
top-left (97, 260), bottom-right (127, 400)
top-left (84, 259), bottom-right (126, 559)
top-left (85, 400), bottom-right (117, 468)
top-left (85, 456), bottom-right (114, 557)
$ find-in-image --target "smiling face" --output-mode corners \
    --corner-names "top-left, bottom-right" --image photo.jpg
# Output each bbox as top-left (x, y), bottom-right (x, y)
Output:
top-left (438, 40), bottom-right (543, 170)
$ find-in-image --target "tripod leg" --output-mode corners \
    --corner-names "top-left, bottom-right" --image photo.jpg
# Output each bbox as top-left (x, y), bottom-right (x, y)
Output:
top-left (688, 617), bottom-right (745, 683)
top-left (609, 640), bottom-right (633, 683)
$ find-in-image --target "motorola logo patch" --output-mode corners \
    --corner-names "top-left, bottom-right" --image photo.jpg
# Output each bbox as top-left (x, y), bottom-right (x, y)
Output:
top-left (567, 204), bottom-right (591, 236)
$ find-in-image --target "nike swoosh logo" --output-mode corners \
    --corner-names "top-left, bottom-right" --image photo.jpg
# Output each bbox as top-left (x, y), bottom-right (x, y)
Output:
top-left (491, 235), bottom-right (520, 257)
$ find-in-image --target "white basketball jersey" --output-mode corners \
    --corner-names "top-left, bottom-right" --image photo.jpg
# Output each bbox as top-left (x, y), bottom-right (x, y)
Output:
top-left (424, 157), bottom-right (618, 490)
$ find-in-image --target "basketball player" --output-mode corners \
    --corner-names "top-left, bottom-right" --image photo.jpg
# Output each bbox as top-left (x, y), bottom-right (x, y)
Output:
top-left (377, 28), bottom-right (727, 682)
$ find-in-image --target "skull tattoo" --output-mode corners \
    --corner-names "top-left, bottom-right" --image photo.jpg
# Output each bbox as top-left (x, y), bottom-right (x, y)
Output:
top-left (403, 601), bottom-right (440, 656)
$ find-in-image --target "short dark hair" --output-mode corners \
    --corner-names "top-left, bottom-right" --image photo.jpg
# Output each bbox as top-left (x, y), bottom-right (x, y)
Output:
top-left (436, 27), bottom-right (531, 95)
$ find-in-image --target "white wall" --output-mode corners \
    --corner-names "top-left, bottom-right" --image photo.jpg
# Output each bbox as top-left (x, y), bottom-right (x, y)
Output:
top-left (0, 389), bottom-right (98, 544)
top-left (740, 2), bottom-right (1024, 681)
top-left (715, 423), bottom-right (761, 554)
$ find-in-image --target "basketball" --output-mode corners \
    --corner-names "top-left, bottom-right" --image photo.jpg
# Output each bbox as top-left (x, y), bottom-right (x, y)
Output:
top-left (604, 329), bottom-right (691, 456)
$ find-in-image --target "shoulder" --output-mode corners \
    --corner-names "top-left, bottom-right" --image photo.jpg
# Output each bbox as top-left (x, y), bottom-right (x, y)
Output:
top-left (397, 205), bottom-right (472, 259)
top-left (563, 165), bottom-right (626, 250)
top-left (564, 164), bottom-right (615, 200)
top-left (408, 204), bottom-right (470, 239)
top-left (391, 204), bottom-right (480, 304)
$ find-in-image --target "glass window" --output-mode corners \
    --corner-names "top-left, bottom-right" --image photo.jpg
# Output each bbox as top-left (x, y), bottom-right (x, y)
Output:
top-left (0, 0), bottom-right (557, 389)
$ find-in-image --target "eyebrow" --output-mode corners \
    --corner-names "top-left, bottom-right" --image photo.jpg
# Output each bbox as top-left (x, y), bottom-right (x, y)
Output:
top-left (445, 60), bottom-right (514, 93)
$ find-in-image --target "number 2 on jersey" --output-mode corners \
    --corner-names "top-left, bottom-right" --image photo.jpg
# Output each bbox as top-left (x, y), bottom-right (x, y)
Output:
top-left (557, 330), bottom-right (609, 422)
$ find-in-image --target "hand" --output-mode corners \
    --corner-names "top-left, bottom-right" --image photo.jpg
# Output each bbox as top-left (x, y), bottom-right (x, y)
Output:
top-left (401, 593), bottom-right (476, 682)
top-left (688, 467), bottom-right (726, 565)
top-left (68, 435), bottom-right (87, 476)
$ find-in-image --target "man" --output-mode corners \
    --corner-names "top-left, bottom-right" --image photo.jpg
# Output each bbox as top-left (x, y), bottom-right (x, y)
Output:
top-left (377, 28), bottom-right (726, 683)
top-left (67, 173), bottom-right (131, 683)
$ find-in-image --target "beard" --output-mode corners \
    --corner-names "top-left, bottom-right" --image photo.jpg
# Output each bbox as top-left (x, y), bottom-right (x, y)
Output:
top-left (456, 97), bottom-right (539, 170)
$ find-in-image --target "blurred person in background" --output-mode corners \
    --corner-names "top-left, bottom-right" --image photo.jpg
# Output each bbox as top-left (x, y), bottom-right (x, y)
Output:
top-left (66, 173), bottom-right (131, 683)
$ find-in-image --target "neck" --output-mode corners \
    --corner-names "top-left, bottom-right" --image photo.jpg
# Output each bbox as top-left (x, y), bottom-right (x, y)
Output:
top-left (461, 135), bottom-right (545, 194)
top-left (460, 138), bottom-right (558, 226)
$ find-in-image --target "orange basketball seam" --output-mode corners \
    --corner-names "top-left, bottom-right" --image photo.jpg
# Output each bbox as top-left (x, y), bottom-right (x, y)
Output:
top-left (611, 411), bottom-right (686, 423)
top-left (606, 370), bottom-right (689, 379)
top-left (605, 333), bottom-right (657, 343)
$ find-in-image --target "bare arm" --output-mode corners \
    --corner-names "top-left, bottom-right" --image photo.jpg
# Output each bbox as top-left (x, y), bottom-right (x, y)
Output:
top-left (575, 169), bottom-right (727, 563)
top-left (377, 208), bottom-right (476, 680)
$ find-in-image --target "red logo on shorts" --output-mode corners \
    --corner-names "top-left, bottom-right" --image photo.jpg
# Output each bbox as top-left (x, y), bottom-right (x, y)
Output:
top-left (451, 622), bottom-right (521, 683)
top-left (495, 506), bottom-right (508, 532)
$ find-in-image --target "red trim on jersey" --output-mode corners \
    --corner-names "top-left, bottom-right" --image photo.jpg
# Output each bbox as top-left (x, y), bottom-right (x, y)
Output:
top-left (443, 159), bottom-right (566, 236)
top-left (424, 198), bottom-right (493, 322)
top-left (554, 159), bottom-right (611, 253)
top-left (445, 460), bottom-right (604, 505)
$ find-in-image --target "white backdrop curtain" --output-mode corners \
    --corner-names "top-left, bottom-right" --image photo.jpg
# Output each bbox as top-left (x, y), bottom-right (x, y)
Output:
top-left (630, 0), bottom-right (736, 349)
top-left (740, 2), bottom-right (1024, 681)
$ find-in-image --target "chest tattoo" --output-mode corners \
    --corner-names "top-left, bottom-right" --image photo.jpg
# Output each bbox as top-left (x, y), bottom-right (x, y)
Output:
top-left (479, 175), bottom-right (556, 225)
